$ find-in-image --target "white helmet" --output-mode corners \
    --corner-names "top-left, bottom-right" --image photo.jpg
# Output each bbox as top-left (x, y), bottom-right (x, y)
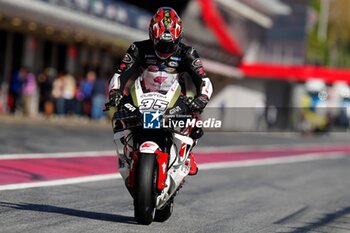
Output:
top-left (305, 79), bottom-right (326, 93)
top-left (333, 81), bottom-right (350, 99)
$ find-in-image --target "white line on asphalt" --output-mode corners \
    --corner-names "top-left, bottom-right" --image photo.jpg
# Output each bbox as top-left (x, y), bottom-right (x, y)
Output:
top-left (0, 151), bottom-right (117, 160)
top-left (0, 152), bottom-right (347, 192)
top-left (195, 144), bottom-right (350, 153)
top-left (0, 174), bottom-right (121, 191)
top-left (198, 152), bottom-right (347, 170)
top-left (1, 143), bottom-right (349, 160)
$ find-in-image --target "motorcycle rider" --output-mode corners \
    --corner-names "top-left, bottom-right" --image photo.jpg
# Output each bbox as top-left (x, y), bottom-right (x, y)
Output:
top-left (108, 7), bottom-right (213, 175)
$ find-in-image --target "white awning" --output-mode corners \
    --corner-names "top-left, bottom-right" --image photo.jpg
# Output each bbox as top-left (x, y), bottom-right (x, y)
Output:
top-left (0, 0), bottom-right (148, 43)
top-left (202, 59), bottom-right (243, 79)
top-left (242, 0), bottom-right (292, 15)
top-left (215, 0), bottom-right (273, 28)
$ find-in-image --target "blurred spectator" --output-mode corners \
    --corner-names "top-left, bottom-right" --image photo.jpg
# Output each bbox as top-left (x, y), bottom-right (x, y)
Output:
top-left (22, 67), bottom-right (37, 116)
top-left (9, 67), bottom-right (24, 113)
top-left (52, 73), bottom-right (65, 116)
top-left (6, 67), bottom-right (111, 120)
top-left (75, 76), bottom-right (84, 116)
top-left (91, 75), bottom-right (107, 120)
top-left (80, 71), bottom-right (96, 117)
top-left (62, 72), bottom-right (76, 115)
top-left (37, 68), bottom-right (55, 116)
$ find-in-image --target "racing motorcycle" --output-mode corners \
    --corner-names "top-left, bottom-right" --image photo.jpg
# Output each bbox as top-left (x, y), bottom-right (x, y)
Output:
top-left (105, 77), bottom-right (200, 225)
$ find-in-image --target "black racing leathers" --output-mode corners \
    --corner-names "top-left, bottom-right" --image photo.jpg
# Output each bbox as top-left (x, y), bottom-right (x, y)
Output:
top-left (109, 39), bottom-right (213, 101)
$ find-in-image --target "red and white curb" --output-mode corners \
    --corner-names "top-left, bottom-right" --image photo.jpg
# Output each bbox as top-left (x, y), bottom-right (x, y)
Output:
top-left (0, 145), bottom-right (349, 191)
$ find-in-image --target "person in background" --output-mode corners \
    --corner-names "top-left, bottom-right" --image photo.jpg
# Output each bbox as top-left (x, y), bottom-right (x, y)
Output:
top-left (22, 67), bottom-right (37, 117)
top-left (37, 68), bottom-right (55, 116)
top-left (52, 72), bottom-right (65, 116)
top-left (62, 71), bottom-right (76, 115)
top-left (80, 70), bottom-right (96, 117)
top-left (75, 75), bottom-right (84, 116)
top-left (9, 67), bottom-right (24, 114)
top-left (91, 74), bottom-right (107, 120)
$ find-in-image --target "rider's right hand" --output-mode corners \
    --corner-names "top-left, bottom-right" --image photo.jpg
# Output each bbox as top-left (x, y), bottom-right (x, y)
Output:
top-left (108, 90), bottom-right (123, 108)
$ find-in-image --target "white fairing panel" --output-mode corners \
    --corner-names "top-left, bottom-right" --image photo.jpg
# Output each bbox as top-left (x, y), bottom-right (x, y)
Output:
top-left (114, 75), bottom-right (196, 210)
top-left (156, 132), bottom-right (194, 209)
top-left (135, 77), bottom-right (180, 114)
top-left (141, 69), bottom-right (179, 92)
top-left (139, 141), bottom-right (159, 154)
top-left (113, 130), bottom-right (132, 181)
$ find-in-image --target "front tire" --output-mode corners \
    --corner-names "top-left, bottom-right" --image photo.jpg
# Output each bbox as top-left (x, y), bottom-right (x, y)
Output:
top-left (134, 153), bottom-right (157, 225)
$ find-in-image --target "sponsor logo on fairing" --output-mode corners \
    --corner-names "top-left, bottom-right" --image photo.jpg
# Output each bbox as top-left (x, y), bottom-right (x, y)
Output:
top-left (169, 106), bottom-right (182, 115)
top-left (124, 103), bottom-right (136, 112)
top-left (143, 111), bottom-right (162, 129)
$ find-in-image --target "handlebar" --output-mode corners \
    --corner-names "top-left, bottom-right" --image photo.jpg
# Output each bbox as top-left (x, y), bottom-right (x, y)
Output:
top-left (103, 102), bottom-right (112, 112)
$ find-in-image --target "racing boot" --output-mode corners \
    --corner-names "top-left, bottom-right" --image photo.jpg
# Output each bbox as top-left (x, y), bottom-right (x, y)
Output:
top-left (188, 151), bottom-right (198, 176)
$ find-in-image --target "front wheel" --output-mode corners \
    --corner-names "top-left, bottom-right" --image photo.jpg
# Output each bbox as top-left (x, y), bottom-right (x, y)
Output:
top-left (134, 153), bottom-right (157, 225)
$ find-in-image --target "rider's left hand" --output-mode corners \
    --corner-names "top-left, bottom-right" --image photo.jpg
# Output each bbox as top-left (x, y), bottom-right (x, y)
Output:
top-left (189, 95), bottom-right (209, 113)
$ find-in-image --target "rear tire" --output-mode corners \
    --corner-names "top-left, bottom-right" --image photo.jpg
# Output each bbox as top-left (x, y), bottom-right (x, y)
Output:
top-left (134, 153), bottom-right (157, 225)
top-left (154, 199), bottom-right (174, 222)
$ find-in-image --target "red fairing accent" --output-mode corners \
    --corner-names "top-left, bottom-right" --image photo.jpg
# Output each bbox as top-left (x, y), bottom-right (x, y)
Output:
top-left (141, 142), bottom-right (155, 148)
top-left (240, 63), bottom-right (350, 84)
top-left (128, 149), bottom-right (169, 191)
top-left (155, 149), bottom-right (169, 190)
top-left (198, 0), bottom-right (242, 56)
top-left (179, 143), bottom-right (187, 158)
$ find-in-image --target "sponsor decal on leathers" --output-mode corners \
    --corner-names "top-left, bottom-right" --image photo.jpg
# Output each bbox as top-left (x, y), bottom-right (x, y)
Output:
top-left (168, 61), bottom-right (179, 67)
top-left (122, 54), bottom-right (133, 63)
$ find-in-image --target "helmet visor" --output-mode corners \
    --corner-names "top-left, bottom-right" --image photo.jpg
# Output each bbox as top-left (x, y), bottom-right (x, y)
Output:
top-left (155, 40), bottom-right (176, 55)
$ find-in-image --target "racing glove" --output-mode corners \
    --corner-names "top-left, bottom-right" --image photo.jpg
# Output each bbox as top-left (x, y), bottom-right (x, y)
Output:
top-left (189, 95), bottom-right (209, 113)
top-left (108, 90), bottom-right (123, 107)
